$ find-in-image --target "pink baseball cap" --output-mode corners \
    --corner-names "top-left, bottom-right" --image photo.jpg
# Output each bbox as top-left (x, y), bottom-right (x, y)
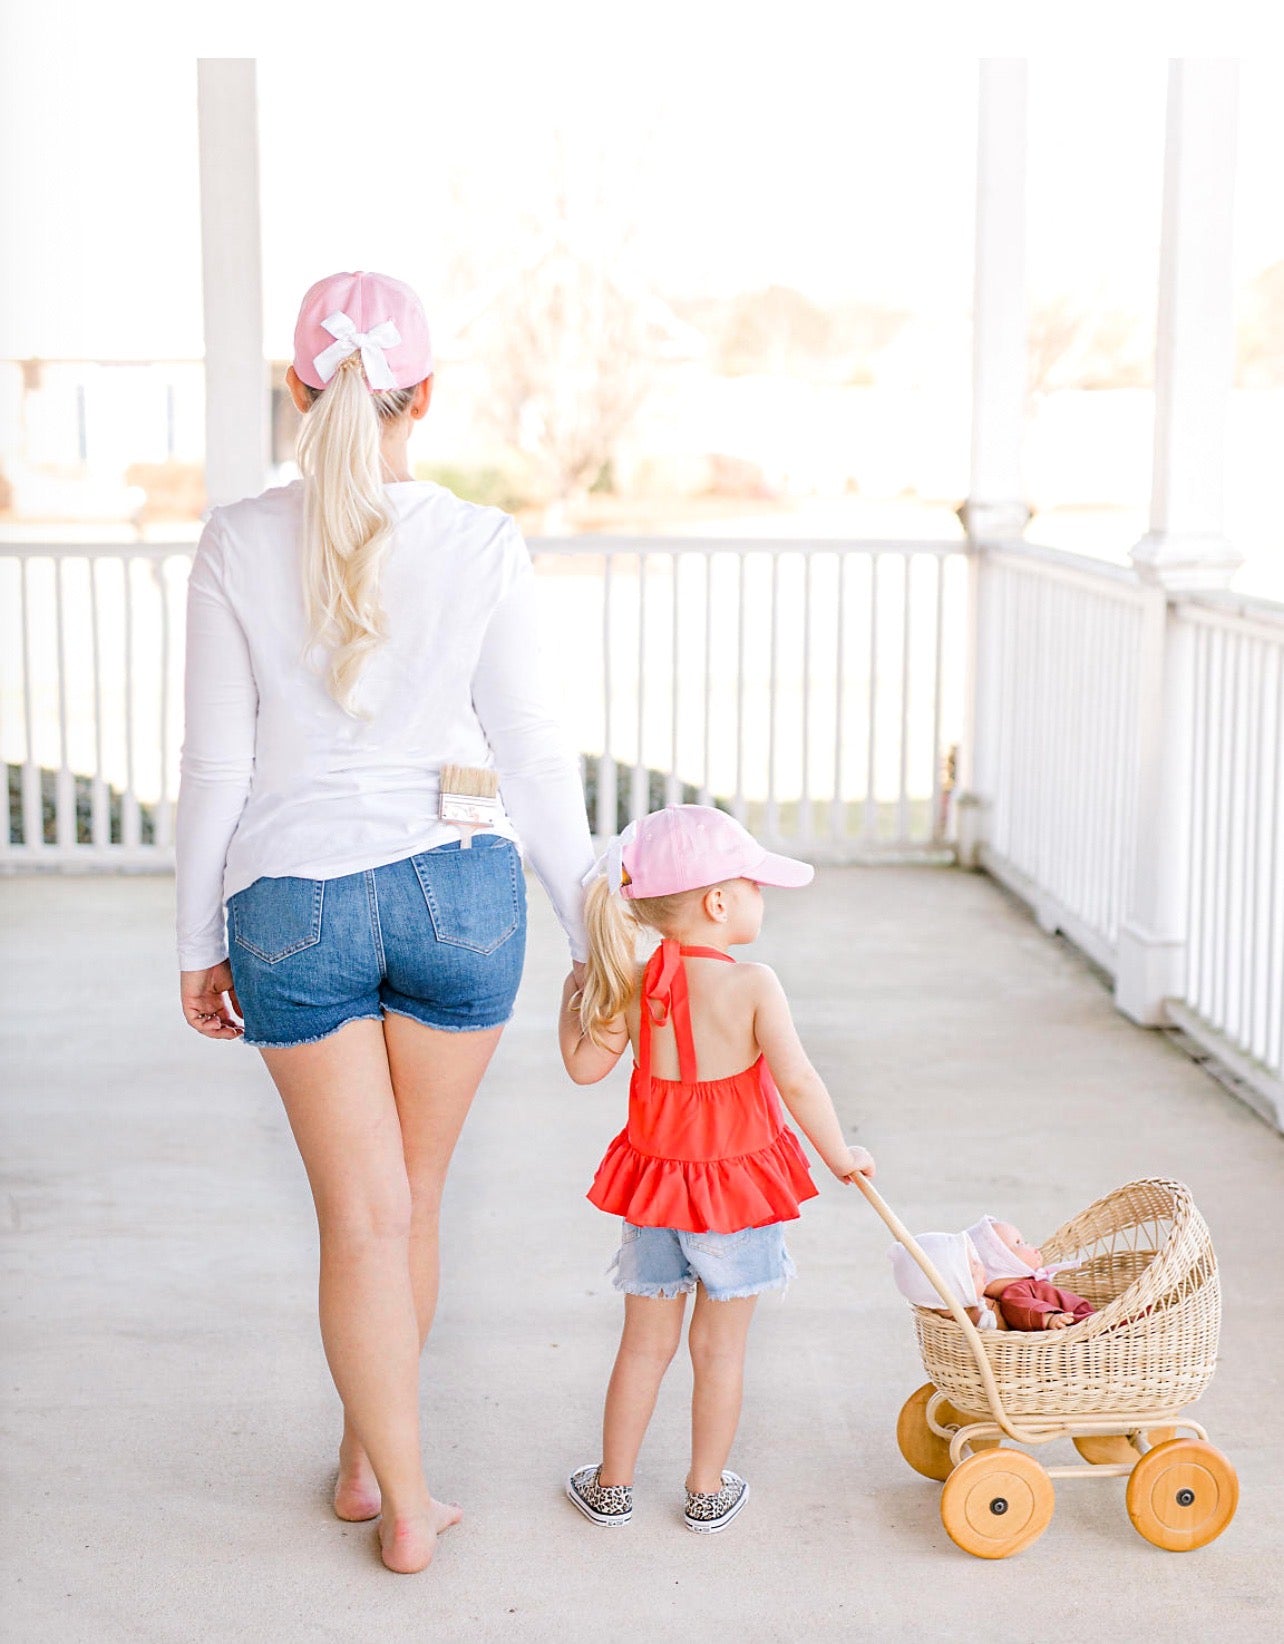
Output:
top-left (291, 270), bottom-right (434, 392)
top-left (616, 805), bottom-right (814, 899)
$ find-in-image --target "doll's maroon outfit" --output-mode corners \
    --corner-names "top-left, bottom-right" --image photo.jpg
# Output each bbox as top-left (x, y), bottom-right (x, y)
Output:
top-left (997, 1277), bottom-right (1094, 1331)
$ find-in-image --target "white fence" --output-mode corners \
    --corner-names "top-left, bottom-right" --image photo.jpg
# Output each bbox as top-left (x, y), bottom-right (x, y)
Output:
top-left (0, 537), bottom-right (968, 870)
top-left (972, 544), bottom-right (1155, 974)
top-left (1169, 595), bottom-right (1284, 1101)
top-left (4, 530), bottom-right (1281, 1121)
top-left (972, 541), bottom-right (1284, 1121)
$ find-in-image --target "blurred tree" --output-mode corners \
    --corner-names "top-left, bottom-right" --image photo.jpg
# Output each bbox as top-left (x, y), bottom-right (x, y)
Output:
top-left (675, 286), bottom-right (907, 381)
top-left (478, 198), bottom-right (653, 519)
top-left (1027, 294), bottom-right (1152, 400)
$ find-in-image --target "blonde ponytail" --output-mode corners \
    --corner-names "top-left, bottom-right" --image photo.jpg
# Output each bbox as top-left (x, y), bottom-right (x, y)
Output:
top-left (295, 353), bottom-right (419, 714)
top-left (580, 876), bottom-right (642, 1046)
top-left (578, 876), bottom-right (709, 1048)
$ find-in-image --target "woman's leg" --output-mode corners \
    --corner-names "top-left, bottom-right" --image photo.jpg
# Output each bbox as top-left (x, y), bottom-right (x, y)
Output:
top-left (384, 1014), bottom-right (505, 1340)
top-left (599, 1293), bottom-right (688, 1486)
top-left (260, 1018), bottom-right (458, 1573)
top-left (686, 1287), bottom-right (758, 1494)
top-left (335, 1015), bottom-right (504, 1516)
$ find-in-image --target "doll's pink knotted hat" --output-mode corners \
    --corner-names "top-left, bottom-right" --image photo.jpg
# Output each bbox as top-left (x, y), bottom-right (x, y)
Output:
top-left (291, 270), bottom-right (434, 392)
top-left (965, 1214), bottom-right (1076, 1284)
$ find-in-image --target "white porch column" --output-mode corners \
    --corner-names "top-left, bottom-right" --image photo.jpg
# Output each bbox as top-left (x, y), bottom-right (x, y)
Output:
top-left (1114, 590), bottom-right (1194, 1025)
top-left (1131, 59), bottom-right (1242, 591)
top-left (961, 58), bottom-right (1031, 547)
top-left (956, 59), bottom-right (1029, 865)
top-left (196, 59), bottom-right (268, 509)
top-left (1117, 60), bottom-right (1241, 1024)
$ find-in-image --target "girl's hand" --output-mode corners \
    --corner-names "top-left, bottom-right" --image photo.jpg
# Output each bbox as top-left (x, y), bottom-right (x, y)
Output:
top-left (181, 963), bottom-right (244, 1039)
top-left (834, 1145), bottom-right (876, 1184)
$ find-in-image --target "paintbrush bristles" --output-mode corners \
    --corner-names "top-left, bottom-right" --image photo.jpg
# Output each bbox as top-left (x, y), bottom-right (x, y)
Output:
top-left (440, 764), bottom-right (499, 799)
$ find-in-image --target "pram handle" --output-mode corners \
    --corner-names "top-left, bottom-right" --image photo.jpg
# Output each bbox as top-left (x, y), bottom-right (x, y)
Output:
top-left (850, 1173), bottom-right (1010, 1428)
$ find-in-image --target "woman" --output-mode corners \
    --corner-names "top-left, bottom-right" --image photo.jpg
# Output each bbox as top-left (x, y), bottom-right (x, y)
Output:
top-left (175, 270), bottom-right (594, 1573)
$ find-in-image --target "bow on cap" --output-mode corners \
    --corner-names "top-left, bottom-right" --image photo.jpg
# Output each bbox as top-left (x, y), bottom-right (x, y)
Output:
top-left (581, 820), bottom-right (638, 897)
top-left (312, 310), bottom-right (402, 390)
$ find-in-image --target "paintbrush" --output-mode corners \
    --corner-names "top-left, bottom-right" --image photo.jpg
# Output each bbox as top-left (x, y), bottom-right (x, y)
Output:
top-left (438, 764), bottom-right (500, 848)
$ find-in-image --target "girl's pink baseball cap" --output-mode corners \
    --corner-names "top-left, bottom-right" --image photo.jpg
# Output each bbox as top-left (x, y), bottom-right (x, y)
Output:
top-left (291, 270), bottom-right (434, 392)
top-left (618, 804), bottom-right (814, 899)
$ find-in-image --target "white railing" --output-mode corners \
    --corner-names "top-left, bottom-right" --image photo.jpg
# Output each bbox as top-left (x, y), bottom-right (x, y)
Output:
top-left (0, 536), bottom-right (968, 870)
top-left (535, 537), bottom-right (966, 858)
top-left (1168, 593), bottom-right (1284, 1100)
top-left (7, 530), bottom-right (1279, 1118)
top-left (971, 539), bottom-right (1284, 1121)
top-left (972, 542), bottom-right (1157, 973)
top-left (1, 543), bottom-right (188, 867)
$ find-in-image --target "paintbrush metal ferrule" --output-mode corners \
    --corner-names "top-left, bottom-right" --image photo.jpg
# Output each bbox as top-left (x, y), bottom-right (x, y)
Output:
top-left (439, 792), bottom-right (500, 825)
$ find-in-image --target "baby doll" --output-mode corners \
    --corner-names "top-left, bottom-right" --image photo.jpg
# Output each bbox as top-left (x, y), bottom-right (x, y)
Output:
top-left (965, 1215), bottom-right (1094, 1332)
top-left (889, 1233), bottom-right (1003, 1330)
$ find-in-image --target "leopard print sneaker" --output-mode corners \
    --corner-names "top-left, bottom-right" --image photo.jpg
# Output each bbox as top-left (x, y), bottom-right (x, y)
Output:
top-left (683, 1469), bottom-right (750, 1533)
top-left (566, 1464), bottom-right (634, 1527)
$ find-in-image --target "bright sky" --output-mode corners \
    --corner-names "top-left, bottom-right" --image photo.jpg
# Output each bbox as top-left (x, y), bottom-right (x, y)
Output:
top-left (2, 3), bottom-right (1282, 359)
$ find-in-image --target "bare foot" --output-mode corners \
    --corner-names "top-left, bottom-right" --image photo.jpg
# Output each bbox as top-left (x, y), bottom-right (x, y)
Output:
top-left (333, 1436), bottom-right (381, 1523)
top-left (378, 1498), bottom-right (463, 1575)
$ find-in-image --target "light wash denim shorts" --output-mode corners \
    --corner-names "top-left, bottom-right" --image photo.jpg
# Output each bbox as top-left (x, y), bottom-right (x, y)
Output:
top-left (611, 1220), bottom-right (796, 1302)
top-left (226, 835), bottom-right (527, 1049)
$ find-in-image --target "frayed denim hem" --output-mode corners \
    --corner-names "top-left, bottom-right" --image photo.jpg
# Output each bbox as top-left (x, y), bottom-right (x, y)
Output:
top-left (381, 1003), bottom-right (516, 1034)
top-left (705, 1249), bottom-right (797, 1303)
top-left (612, 1276), bottom-right (699, 1299)
top-left (242, 1011), bottom-right (383, 1049)
top-left (703, 1272), bottom-right (794, 1302)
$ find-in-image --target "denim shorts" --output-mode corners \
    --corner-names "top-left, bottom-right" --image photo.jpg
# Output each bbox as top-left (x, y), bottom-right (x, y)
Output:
top-left (610, 1220), bottom-right (796, 1302)
top-left (226, 835), bottom-right (527, 1048)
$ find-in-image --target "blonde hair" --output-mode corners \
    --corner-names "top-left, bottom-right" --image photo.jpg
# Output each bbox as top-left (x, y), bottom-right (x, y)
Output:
top-left (578, 875), bottom-right (708, 1047)
top-left (295, 354), bottom-right (420, 714)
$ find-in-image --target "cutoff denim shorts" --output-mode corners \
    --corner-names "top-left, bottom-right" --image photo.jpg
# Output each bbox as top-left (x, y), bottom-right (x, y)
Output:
top-left (226, 835), bottom-right (527, 1049)
top-left (611, 1220), bottom-right (796, 1302)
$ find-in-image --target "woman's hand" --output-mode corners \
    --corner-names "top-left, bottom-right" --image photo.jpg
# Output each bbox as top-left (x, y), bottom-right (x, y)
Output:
top-left (180, 962), bottom-right (244, 1039)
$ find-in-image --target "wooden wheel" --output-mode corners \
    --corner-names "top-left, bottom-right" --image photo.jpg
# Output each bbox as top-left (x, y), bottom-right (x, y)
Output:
top-left (1126, 1439), bottom-right (1239, 1551)
top-left (895, 1383), bottom-right (999, 1482)
top-left (1072, 1428), bottom-right (1178, 1466)
top-left (940, 1450), bottom-right (1055, 1559)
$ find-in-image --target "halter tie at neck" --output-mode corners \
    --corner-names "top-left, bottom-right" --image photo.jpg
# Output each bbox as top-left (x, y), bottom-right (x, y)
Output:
top-left (637, 938), bottom-right (734, 1094)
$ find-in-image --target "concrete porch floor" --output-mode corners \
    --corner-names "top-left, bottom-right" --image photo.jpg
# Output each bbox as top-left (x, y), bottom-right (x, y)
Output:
top-left (2, 866), bottom-right (1282, 1643)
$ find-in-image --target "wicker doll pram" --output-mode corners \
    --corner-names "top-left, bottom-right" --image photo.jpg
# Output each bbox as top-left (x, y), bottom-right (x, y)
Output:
top-left (861, 1176), bottom-right (1238, 1558)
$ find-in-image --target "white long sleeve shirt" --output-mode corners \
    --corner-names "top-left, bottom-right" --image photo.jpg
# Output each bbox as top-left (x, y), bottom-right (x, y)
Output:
top-left (175, 479), bottom-right (595, 970)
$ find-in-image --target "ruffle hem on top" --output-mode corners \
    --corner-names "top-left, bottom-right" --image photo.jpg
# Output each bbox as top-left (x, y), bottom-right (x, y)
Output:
top-left (588, 1121), bottom-right (818, 1233)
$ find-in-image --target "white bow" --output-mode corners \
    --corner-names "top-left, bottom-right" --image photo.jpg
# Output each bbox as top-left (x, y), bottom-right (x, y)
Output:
top-left (312, 310), bottom-right (402, 390)
top-left (582, 819), bottom-right (638, 895)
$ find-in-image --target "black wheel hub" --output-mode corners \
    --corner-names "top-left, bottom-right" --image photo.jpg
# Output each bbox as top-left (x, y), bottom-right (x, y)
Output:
top-left (1176, 1487), bottom-right (1196, 1508)
top-left (989, 1497), bottom-right (1009, 1515)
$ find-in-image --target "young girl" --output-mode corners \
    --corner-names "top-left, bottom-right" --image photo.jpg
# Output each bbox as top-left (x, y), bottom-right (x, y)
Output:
top-left (559, 804), bottom-right (875, 1533)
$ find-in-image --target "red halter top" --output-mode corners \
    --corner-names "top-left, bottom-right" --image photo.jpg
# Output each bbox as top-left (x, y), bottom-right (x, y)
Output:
top-left (586, 940), bottom-right (818, 1234)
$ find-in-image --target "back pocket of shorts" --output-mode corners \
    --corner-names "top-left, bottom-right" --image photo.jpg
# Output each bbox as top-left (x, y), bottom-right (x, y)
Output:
top-left (412, 839), bottom-right (522, 955)
top-left (690, 1228), bottom-right (753, 1259)
top-left (230, 876), bottom-right (325, 964)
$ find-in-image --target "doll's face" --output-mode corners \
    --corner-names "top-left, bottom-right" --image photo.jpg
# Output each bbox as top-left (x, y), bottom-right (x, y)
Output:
top-left (993, 1220), bottom-right (1043, 1269)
